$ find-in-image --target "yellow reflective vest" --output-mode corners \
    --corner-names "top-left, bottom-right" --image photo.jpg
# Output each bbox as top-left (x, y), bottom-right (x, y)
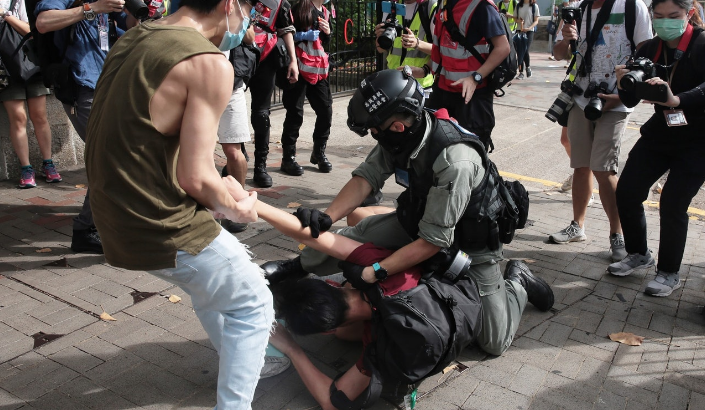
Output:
top-left (386, 0), bottom-right (437, 88)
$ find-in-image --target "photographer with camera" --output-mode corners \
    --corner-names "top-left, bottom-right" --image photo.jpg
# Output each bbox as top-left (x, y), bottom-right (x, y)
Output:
top-left (608, 0), bottom-right (705, 297)
top-left (550, 0), bottom-right (651, 261)
top-left (35, 0), bottom-right (131, 254)
top-left (375, 0), bottom-right (437, 89)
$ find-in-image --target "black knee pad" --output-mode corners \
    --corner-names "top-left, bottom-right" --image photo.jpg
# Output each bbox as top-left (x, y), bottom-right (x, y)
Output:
top-left (251, 111), bottom-right (270, 131)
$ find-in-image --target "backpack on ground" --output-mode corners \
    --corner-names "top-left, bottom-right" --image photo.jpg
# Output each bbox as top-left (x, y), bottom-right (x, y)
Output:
top-left (351, 265), bottom-right (483, 407)
top-left (441, 0), bottom-right (517, 96)
top-left (25, 0), bottom-right (77, 104)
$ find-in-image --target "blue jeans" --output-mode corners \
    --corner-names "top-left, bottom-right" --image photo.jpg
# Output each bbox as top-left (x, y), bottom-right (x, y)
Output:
top-left (149, 228), bottom-right (274, 410)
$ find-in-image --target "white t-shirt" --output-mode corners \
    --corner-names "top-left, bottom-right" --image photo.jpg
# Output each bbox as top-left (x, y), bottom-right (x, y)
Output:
top-left (556, 0), bottom-right (652, 112)
top-left (514, 2), bottom-right (539, 31)
top-left (0, 0), bottom-right (28, 22)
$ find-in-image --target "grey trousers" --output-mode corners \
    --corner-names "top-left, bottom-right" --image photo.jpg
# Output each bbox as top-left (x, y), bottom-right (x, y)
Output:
top-left (62, 85), bottom-right (95, 231)
top-left (300, 212), bottom-right (528, 356)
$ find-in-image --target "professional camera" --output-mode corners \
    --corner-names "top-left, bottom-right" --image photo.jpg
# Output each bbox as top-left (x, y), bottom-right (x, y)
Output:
top-left (619, 56), bottom-right (656, 92)
top-left (545, 79), bottom-right (584, 123)
top-left (583, 81), bottom-right (610, 121)
top-left (125, 0), bottom-right (149, 20)
top-left (377, 3), bottom-right (405, 50)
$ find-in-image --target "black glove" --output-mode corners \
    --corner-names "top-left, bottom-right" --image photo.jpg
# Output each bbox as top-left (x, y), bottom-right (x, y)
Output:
top-left (293, 207), bottom-right (333, 238)
top-left (339, 260), bottom-right (375, 290)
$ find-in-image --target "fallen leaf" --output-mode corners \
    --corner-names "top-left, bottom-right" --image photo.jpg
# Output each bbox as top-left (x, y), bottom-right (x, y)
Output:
top-left (298, 243), bottom-right (306, 251)
top-left (609, 332), bottom-right (644, 346)
top-left (442, 364), bottom-right (457, 374)
top-left (99, 305), bottom-right (117, 321)
top-left (36, 248), bottom-right (52, 253)
top-left (168, 295), bottom-right (181, 303)
top-left (75, 184), bottom-right (85, 188)
top-left (287, 202), bottom-right (301, 208)
top-left (653, 183), bottom-right (663, 194)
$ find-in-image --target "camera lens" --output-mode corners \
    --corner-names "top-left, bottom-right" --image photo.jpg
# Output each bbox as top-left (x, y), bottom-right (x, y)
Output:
top-left (584, 97), bottom-right (603, 121)
top-left (619, 70), bottom-right (644, 93)
top-left (378, 26), bottom-right (397, 50)
top-left (125, 0), bottom-right (149, 20)
top-left (545, 91), bottom-right (573, 122)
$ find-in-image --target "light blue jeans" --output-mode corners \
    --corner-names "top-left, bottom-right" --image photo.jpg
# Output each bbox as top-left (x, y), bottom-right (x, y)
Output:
top-left (150, 228), bottom-right (274, 410)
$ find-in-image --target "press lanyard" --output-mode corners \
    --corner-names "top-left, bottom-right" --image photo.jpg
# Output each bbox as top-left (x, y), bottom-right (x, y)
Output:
top-left (98, 13), bottom-right (109, 52)
top-left (662, 47), bottom-right (687, 126)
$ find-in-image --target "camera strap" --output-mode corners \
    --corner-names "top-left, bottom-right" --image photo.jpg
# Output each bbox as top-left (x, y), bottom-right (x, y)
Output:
top-left (578, 0), bottom-right (616, 76)
top-left (653, 22), bottom-right (694, 65)
top-left (399, 2), bottom-right (419, 64)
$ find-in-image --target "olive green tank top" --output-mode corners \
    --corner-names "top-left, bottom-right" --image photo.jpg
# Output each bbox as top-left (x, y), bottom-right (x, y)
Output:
top-left (85, 22), bottom-right (223, 270)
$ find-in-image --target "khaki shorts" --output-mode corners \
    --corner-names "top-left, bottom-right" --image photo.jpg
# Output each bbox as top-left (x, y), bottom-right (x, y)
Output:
top-left (0, 78), bottom-right (50, 102)
top-left (567, 106), bottom-right (629, 173)
top-left (218, 85), bottom-right (251, 144)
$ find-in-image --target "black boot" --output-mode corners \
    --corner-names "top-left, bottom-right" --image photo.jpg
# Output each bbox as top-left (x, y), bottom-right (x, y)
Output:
top-left (280, 145), bottom-right (304, 176)
top-left (253, 152), bottom-right (272, 188)
top-left (310, 141), bottom-right (332, 173)
top-left (261, 256), bottom-right (309, 286)
top-left (71, 227), bottom-right (104, 254)
top-left (504, 260), bottom-right (554, 312)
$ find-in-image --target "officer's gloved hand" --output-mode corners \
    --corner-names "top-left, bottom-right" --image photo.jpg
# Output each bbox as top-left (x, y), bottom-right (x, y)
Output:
top-left (339, 261), bottom-right (375, 290)
top-left (293, 207), bottom-right (332, 238)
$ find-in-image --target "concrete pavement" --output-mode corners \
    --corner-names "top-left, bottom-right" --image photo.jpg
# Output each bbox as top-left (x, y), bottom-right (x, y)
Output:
top-left (1, 51), bottom-right (704, 410)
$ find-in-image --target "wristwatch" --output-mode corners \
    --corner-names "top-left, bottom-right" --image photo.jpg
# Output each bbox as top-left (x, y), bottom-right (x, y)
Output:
top-left (372, 262), bottom-right (388, 281)
top-left (470, 71), bottom-right (483, 84)
top-left (83, 3), bottom-right (96, 21)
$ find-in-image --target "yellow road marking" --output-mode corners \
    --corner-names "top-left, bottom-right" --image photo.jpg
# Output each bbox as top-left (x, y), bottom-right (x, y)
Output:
top-left (498, 171), bottom-right (705, 218)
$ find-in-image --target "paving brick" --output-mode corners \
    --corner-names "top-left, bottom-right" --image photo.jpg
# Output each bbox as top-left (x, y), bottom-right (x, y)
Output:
top-left (539, 321), bottom-right (573, 347)
top-left (34, 329), bottom-right (93, 356)
top-left (82, 350), bottom-right (144, 384)
top-left (594, 388), bottom-right (627, 410)
top-left (550, 349), bottom-right (585, 380)
top-left (7, 363), bottom-right (79, 401)
top-left (607, 364), bottom-right (663, 393)
top-left (0, 388), bottom-right (24, 410)
top-left (507, 363), bottom-right (548, 396)
top-left (658, 381), bottom-right (690, 410)
top-left (49, 346), bottom-right (104, 374)
top-left (74, 336), bottom-right (123, 361)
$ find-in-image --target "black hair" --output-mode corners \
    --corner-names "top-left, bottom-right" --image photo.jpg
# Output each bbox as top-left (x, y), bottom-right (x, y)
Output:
top-left (273, 279), bottom-right (350, 336)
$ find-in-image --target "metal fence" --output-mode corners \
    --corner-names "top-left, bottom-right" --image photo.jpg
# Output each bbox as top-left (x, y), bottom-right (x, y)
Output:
top-left (270, 0), bottom-right (381, 106)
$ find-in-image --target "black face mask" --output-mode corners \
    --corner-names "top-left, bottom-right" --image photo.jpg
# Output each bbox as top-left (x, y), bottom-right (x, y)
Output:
top-left (372, 117), bottom-right (424, 156)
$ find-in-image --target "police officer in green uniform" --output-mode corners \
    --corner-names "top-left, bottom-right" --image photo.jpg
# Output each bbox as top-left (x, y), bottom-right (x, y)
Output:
top-left (263, 69), bottom-right (554, 356)
top-left (375, 0), bottom-right (437, 89)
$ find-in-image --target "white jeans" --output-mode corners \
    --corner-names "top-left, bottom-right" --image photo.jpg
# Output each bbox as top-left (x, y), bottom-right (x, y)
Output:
top-left (150, 228), bottom-right (273, 410)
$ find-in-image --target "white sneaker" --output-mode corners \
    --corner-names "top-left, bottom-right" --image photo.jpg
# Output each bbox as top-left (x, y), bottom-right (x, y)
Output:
top-left (609, 233), bottom-right (627, 262)
top-left (607, 250), bottom-right (655, 277)
top-left (644, 270), bottom-right (681, 297)
top-left (260, 356), bottom-right (291, 379)
top-left (549, 221), bottom-right (587, 244)
top-left (561, 174), bottom-right (573, 192)
top-left (588, 194), bottom-right (595, 206)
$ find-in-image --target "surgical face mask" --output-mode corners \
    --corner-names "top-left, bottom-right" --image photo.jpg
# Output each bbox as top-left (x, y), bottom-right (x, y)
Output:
top-left (652, 17), bottom-right (687, 41)
top-left (219, 0), bottom-right (250, 51)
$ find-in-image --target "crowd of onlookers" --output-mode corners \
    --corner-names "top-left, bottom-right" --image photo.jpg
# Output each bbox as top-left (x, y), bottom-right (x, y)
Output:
top-left (2, 0), bottom-right (705, 408)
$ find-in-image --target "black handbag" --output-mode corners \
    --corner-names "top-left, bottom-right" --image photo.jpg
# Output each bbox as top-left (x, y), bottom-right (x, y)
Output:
top-left (0, 0), bottom-right (40, 83)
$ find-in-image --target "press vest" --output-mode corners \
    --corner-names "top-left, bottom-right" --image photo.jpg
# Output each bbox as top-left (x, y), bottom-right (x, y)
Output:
top-left (255, 1), bottom-right (283, 61)
top-left (395, 113), bottom-right (505, 252)
top-left (431, 0), bottom-right (492, 92)
top-left (296, 6), bottom-right (330, 84)
top-left (85, 23), bottom-right (222, 270)
top-left (498, 0), bottom-right (517, 31)
top-left (386, 1), bottom-right (437, 88)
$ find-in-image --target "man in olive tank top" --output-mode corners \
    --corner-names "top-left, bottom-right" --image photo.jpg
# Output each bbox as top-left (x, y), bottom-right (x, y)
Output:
top-left (84, 0), bottom-right (274, 408)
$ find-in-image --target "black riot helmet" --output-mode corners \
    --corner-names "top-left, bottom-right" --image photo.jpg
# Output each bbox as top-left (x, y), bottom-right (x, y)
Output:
top-left (347, 67), bottom-right (425, 137)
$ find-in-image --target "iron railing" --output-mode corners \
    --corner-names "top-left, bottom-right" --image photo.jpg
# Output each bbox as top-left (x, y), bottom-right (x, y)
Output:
top-left (270, 0), bottom-right (381, 106)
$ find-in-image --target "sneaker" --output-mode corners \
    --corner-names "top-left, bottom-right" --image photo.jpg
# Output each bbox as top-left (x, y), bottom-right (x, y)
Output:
top-left (526, 67), bottom-right (532, 78)
top-left (644, 270), bottom-right (681, 297)
top-left (549, 221), bottom-right (586, 244)
top-left (609, 233), bottom-right (627, 262)
top-left (516, 72), bottom-right (525, 80)
top-left (41, 161), bottom-right (62, 183)
top-left (221, 219), bottom-right (248, 233)
top-left (19, 166), bottom-right (36, 189)
top-left (607, 250), bottom-right (655, 277)
top-left (560, 174), bottom-right (573, 192)
top-left (588, 194), bottom-right (595, 206)
top-left (71, 228), bottom-right (104, 254)
top-left (260, 356), bottom-right (291, 379)
top-left (548, 56), bottom-right (556, 61)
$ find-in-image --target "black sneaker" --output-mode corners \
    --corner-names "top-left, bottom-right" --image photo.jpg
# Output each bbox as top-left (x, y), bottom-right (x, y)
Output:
top-left (71, 228), bottom-right (104, 254)
top-left (221, 219), bottom-right (248, 233)
top-left (526, 67), bottom-right (532, 78)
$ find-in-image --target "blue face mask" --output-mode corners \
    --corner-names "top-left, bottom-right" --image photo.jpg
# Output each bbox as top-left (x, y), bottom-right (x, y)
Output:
top-left (219, 1), bottom-right (250, 51)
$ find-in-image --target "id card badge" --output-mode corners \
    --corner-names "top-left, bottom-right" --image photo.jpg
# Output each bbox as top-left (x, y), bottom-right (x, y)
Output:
top-left (395, 168), bottom-right (410, 188)
top-left (98, 15), bottom-right (109, 52)
top-left (664, 109), bottom-right (688, 127)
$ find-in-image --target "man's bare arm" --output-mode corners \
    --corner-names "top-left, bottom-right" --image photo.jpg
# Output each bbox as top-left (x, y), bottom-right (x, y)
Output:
top-left (360, 237), bottom-right (440, 282)
top-left (36, 0), bottom-right (124, 33)
top-left (175, 54), bottom-right (258, 223)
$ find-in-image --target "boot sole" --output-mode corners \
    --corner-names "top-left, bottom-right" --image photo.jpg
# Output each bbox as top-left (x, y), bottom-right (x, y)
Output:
top-left (280, 166), bottom-right (304, 176)
top-left (549, 235), bottom-right (586, 244)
